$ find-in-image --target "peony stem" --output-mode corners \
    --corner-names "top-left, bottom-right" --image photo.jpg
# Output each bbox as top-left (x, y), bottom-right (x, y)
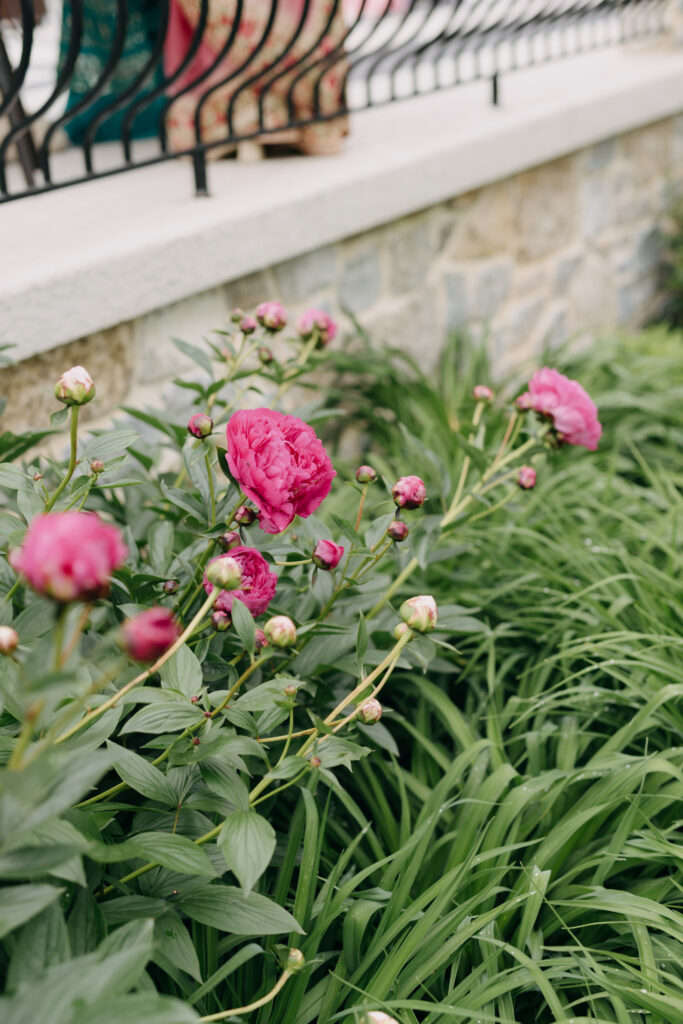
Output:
top-left (45, 405), bottom-right (80, 513)
top-left (447, 399), bottom-right (485, 518)
top-left (355, 483), bottom-right (369, 532)
top-left (366, 557), bottom-right (419, 621)
top-left (199, 968), bottom-right (293, 1023)
top-left (58, 603), bottom-right (93, 667)
top-left (55, 587), bottom-right (219, 745)
top-left (205, 453), bottom-right (216, 526)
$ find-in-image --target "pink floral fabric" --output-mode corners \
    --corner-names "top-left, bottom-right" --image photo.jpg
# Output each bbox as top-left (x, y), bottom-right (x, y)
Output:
top-left (518, 368), bottom-right (602, 451)
top-left (164, 0), bottom-right (349, 154)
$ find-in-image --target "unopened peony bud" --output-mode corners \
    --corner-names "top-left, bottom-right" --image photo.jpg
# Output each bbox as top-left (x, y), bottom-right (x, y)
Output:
top-left (218, 530), bottom-right (241, 551)
top-left (258, 345), bottom-right (274, 363)
top-left (393, 621), bottom-right (412, 641)
top-left (284, 684), bottom-right (297, 697)
top-left (359, 1013), bottom-right (400, 1024)
top-left (234, 505), bottom-right (256, 525)
top-left (162, 579), bottom-right (179, 595)
top-left (359, 698), bottom-right (382, 725)
top-left (297, 308), bottom-right (337, 346)
top-left (90, 459), bottom-right (104, 474)
top-left (0, 626), bottom-right (19, 654)
top-left (517, 466), bottom-right (537, 489)
top-left (230, 307), bottom-right (245, 323)
top-left (286, 948), bottom-right (306, 973)
top-left (309, 755), bottom-right (321, 768)
top-left (54, 366), bottom-right (95, 407)
top-left (211, 610), bottom-right (231, 631)
top-left (123, 607), bottom-right (179, 661)
top-left (256, 301), bottom-right (287, 331)
top-left (399, 595), bottom-right (438, 633)
top-left (392, 476), bottom-right (426, 510)
top-left (188, 413), bottom-right (213, 439)
top-left (264, 615), bottom-right (297, 648)
top-left (473, 384), bottom-right (494, 401)
top-left (387, 520), bottom-right (409, 542)
top-left (206, 556), bottom-right (242, 591)
top-left (32, 472), bottom-right (43, 481)
top-left (254, 627), bottom-right (269, 651)
top-left (312, 539), bottom-right (344, 571)
top-left (516, 393), bottom-right (533, 411)
top-left (355, 465), bottom-right (377, 484)
top-left (240, 316), bottom-right (258, 335)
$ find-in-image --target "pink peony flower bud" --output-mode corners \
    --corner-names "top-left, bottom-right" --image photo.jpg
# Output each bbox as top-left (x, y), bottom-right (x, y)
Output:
top-left (399, 595), bottom-right (438, 633)
top-left (297, 308), bottom-right (338, 346)
top-left (54, 366), bottom-right (96, 406)
top-left (284, 684), bottom-right (297, 697)
top-left (90, 460), bottom-right (104, 474)
top-left (162, 579), bottom-right (179, 595)
top-left (254, 627), bottom-right (269, 650)
top-left (217, 530), bottom-right (241, 551)
top-left (234, 505), bottom-right (256, 525)
top-left (204, 546), bottom-right (277, 616)
top-left (309, 755), bottom-right (321, 768)
top-left (387, 520), bottom-right (409, 542)
top-left (211, 610), bottom-right (231, 631)
top-left (358, 698), bottom-right (382, 724)
top-left (206, 555), bottom-right (242, 591)
top-left (188, 413), bottom-right (213, 439)
top-left (264, 615), bottom-right (297, 648)
top-left (0, 625), bottom-right (19, 654)
top-left (286, 948), bottom-right (306, 973)
top-left (240, 316), bottom-right (258, 335)
top-left (9, 512), bottom-right (127, 603)
top-left (355, 465), bottom-right (377, 484)
top-left (516, 367), bottom-right (602, 451)
top-left (393, 621), bottom-right (412, 641)
top-left (392, 476), bottom-right (426, 510)
top-left (230, 307), bottom-right (245, 323)
top-left (258, 346), bottom-right (274, 364)
top-left (256, 301), bottom-right (287, 331)
top-left (123, 607), bottom-right (179, 661)
top-left (312, 539), bottom-right (344, 571)
top-left (517, 466), bottom-right (537, 489)
top-left (473, 384), bottom-right (494, 401)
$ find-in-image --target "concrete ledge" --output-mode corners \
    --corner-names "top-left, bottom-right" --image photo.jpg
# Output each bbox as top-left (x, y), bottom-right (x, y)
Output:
top-left (1, 40), bottom-right (682, 360)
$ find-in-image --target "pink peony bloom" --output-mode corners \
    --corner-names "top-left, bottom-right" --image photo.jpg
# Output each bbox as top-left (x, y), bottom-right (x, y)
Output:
top-left (312, 539), bottom-right (344, 570)
top-left (226, 409), bottom-right (336, 534)
top-left (517, 367), bottom-right (602, 451)
top-left (297, 308), bottom-right (338, 346)
top-left (10, 512), bottom-right (127, 602)
top-left (123, 607), bottom-right (179, 661)
top-left (256, 301), bottom-right (287, 331)
top-left (203, 546), bottom-right (277, 616)
top-left (517, 466), bottom-right (537, 489)
top-left (391, 475), bottom-right (426, 510)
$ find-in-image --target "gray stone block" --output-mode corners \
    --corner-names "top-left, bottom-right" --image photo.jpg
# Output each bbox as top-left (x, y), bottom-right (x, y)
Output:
top-left (273, 245), bottom-right (339, 302)
top-left (338, 247), bottom-right (382, 314)
top-left (389, 217), bottom-right (434, 295)
top-left (445, 272), bottom-right (469, 331)
top-left (585, 139), bottom-right (615, 174)
top-left (472, 263), bottom-right (510, 321)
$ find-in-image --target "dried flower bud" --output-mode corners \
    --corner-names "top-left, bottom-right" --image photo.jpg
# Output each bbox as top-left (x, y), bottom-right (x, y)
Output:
top-left (32, 473), bottom-right (43, 481)
top-left (234, 505), bottom-right (256, 526)
top-left (473, 384), bottom-right (494, 401)
top-left (211, 610), bottom-right (231, 631)
top-left (218, 531), bottom-right (241, 552)
top-left (258, 345), bottom-right (274, 364)
top-left (359, 698), bottom-right (382, 725)
top-left (309, 755), bottom-right (321, 768)
top-left (312, 539), bottom-right (344, 571)
top-left (393, 621), bottom-right (411, 641)
top-left (192, 736), bottom-right (200, 746)
top-left (254, 628), bottom-right (269, 651)
top-left (392, 475), bottom-right (426, 510)
top-left (264, 615), bottom-right (297, 648)
top-left (399, 595), bottom-right (438, 633)
top-left (206, 556), bottom-right (242, 591)
top-left (355, 465), bottom-right (377, 484)
top-left (240, 316), bottom-right (258, 335)
top-left (188, 413), bottom-right (213, 439)
top-left (90, 460), bottom-right (104, 474)
top-left (162, 579), bottom-right (179, 595)
top-left (256, 301), bottom-right (287, 331)
top-left (286, 948), bottom-right (306, 973)
top-left (0, 626), bottom-right (19, 654)
top-left (190, 695), bottom-right (200, 704)
top-left (284, 684), bottom-right (297, 697)
top-left (387, 520), bottom-right (409, 542)
top-left (54, 366), bottom-right (95, 407)
top-left (517, 465), bottom-right (537, 489)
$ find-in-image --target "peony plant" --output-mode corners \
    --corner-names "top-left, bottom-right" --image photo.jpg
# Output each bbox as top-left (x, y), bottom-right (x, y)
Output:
top-left (0, 307), bottom-right (601, 1023)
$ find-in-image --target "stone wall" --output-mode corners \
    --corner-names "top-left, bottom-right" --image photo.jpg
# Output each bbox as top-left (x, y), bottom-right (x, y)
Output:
top-left (3, 115), bottom-right (681, 432)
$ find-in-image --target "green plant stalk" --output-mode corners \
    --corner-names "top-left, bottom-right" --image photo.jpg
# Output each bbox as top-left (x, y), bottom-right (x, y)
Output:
top-left (55, 587), bottom-right (220, 745)
top-left (205, 452), bottom-right (216, 526)
top-left (199, 967), bottom-right (293, 1022)
top-left (448, 398), bottom-right (485, 516)
top-left (45, 405), bottom-right (80, 512)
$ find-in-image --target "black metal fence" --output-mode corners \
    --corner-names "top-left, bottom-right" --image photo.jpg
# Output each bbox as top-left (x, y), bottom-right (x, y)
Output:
top-left (0, 0), bottom-right (668, 203)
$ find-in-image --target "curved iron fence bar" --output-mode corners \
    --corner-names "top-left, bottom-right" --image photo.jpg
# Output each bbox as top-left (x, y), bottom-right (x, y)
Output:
top-left (380, 0), bottom-right (455, 98)
top-left (192, 0), bottom-right (281, 142)
top-left (117, 0), bottom-right (210, 153)
top-left (356, 1), bottom-right (432, 95)
top-left (225, 0), bottom-right (312, 137)
top-left (0, 1), bottom-right (83, 193)
top-left (305, 0), bottom-right (374, 115)
top-left (84, 0), bottom-right (171, 165)
top-left (0, 0), bottom-right (33, 121)
top-left (40, 0), bottom-right (129, 181)
top-left (161, 0), bottom-right (243, 137)
top-left (257, 0), bottom-right (340, 127)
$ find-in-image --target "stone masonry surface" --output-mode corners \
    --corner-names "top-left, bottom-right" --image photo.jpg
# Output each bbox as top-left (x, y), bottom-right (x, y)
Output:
top-left (2, 115), bottom-right (682, 431)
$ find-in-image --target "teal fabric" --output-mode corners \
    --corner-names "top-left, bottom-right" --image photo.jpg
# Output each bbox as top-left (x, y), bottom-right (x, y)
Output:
top-left (59, 0), bottom-right (165, 143)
